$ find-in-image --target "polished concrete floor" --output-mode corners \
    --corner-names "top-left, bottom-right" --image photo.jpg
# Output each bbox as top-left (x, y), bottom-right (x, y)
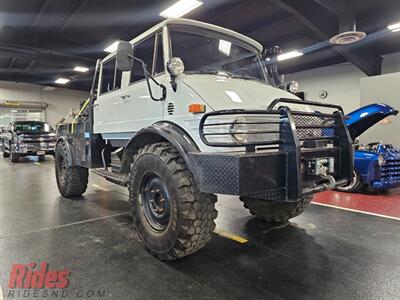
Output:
top-left (1, 156), bottom-right (400, 300)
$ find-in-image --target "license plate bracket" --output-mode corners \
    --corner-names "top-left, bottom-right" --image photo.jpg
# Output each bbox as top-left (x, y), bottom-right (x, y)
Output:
top-left (37, 151), bottom-right (46, 156)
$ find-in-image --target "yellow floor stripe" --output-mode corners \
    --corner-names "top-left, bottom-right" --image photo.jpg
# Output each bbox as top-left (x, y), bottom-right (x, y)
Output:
top-left (214, 228), bottom-right (248, 244)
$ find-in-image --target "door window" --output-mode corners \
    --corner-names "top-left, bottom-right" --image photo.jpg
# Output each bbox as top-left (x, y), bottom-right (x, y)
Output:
top-left (100, 58), bottom-right (122, 94)
top-left (130, 32), bottom-right (164, 83)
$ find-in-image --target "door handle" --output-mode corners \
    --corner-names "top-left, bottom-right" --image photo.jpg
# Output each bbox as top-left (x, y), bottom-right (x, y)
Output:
top-left (121, 95), bottom-right (131, 100)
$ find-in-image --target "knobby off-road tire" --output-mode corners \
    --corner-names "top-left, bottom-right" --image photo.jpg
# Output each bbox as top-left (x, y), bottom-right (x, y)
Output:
top-left (2, 142), bottom-right (9, 158)
top-left (129, 142), bottom-right (218, 260)
top-left (335, 170), bottom-right (363, 193)
top-left (55, 141), bottom-right (88, 198)
top-left (240, 195), bottom-right (313, 223)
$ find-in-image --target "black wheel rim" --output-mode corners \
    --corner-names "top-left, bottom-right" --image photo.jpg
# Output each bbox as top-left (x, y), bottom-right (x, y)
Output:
top-left (139, 173), bottom-right (171, 232)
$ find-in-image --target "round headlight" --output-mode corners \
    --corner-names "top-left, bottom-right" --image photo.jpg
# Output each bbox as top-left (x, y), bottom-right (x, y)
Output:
top-left (230, 118), bottom-right (248, 142)
top-left (378, 154), bottom-right (385, 166)
top-left (167, 57), bottom-right (185, 76)
top-left (286, 80), bottom-right (299, 94)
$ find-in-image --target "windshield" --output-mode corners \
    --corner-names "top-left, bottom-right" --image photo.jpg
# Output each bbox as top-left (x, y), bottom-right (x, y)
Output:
top-left (14, 122), bottom-right (53, 133)
top-left (170, 27), bottom-right (266, 82)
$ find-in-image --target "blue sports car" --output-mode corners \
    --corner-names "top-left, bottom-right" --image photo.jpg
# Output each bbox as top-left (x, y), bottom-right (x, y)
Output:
top-left (336, 103), bottom-right (400, 192)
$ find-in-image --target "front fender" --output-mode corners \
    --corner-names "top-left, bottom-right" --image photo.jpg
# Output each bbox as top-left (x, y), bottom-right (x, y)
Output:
top-left (120, 122), bottom-right (199, 174)
top-left (354, 150), bottom-right (379, 184)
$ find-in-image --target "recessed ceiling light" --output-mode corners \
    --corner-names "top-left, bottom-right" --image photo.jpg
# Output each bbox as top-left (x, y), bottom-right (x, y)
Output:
top-left (55, 78), bottom-right (70, 84)
top-left (104, 41), bottom-right (120, 53)
top-left (160, 0), bottom-right (203, 18)
top-left (387, 22), bottom-right (400, 31)
top-left (74, 66), bottom-right (89, 73)
top-left (219, 40), bottom-right (232, 56)
top-left (277, 51), bottom-right (303, 61)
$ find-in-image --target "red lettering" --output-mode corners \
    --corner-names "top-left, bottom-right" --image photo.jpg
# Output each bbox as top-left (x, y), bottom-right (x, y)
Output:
top-left (31, 262), bottom-right (48, 289)
top-left (56, 271), bottom-right (70, 289)
top-left (8, 264), bottom-right (27, 288)
top-left (44, 271), bottom-right (58, 288)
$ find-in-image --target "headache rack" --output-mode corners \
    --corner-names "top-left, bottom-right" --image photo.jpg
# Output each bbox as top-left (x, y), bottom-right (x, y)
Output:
top-left (193, 98), bottom-right (353, 200)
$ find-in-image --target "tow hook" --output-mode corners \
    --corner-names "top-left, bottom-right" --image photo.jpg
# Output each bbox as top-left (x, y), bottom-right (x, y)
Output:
top-left (321, 174), bottom-right (336, 190)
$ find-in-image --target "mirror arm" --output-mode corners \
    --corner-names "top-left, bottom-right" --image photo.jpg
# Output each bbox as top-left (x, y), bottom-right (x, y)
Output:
top-left (129, 55), bottom-right (166, 102)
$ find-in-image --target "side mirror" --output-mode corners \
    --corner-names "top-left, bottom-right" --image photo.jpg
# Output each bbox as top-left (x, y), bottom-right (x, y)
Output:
top-left (116, 41), bottom-right (133, 71)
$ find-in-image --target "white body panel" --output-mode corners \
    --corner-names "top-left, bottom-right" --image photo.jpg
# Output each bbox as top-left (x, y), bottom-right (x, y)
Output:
top-left (92, 18), bottom-right (301, 152)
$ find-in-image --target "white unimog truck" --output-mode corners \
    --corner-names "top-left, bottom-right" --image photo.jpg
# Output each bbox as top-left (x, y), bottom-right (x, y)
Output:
top-left (56, 18), bottom-right (353, 260)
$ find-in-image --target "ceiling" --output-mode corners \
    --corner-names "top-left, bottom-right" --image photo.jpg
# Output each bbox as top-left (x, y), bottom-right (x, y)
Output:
top-left (0, 0), bottom-right (399, 91)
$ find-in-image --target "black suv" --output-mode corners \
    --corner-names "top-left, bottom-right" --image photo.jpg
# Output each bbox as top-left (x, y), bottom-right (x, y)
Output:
top-left (1, 121), bottom-right (56, 163)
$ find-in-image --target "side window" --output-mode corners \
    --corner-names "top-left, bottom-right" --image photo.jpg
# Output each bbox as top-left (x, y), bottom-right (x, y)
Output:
top-left (130, 36), bottom-right (155, 83)
top-left (154, 33), bottom-right (164, 75)
top-left (100, 58), bottom-right (122, 94)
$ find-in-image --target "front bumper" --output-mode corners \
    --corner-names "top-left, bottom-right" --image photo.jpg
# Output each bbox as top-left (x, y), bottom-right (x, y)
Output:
top-left (371, 178), bottom-right (400, 189)
top-left (191, 99), bottom-right (353, 201)
top-left (14, 142), bottom-right (56, 156)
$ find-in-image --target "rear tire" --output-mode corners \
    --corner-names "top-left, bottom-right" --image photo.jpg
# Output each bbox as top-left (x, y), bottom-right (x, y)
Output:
top-left (129, 142), bottom-right (218, 260)
top-left (55, 141), bottom-right (88, 198)
top-left (38, 155), bottom-right (46, 162)
top-left (240, 195), bottom-right (313, 224)
top-left (335, 170), bottom-right (363, 193)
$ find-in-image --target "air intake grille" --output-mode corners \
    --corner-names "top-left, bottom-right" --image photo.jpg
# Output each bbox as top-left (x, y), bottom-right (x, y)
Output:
top-left (167, 103), bottom-right (175, 115)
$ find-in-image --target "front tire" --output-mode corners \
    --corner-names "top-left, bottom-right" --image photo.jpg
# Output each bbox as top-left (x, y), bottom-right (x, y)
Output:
top-left (55, 141), bottom-right (88, 198)
top-left (129, 142), bottom-right (218, 260)
top-left (240, 195), bottom-right (313, 223)
top-left (10, 148), bottom-right (19, 163)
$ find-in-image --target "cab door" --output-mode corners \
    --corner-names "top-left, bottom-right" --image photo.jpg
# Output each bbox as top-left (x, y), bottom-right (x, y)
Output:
top-left (119, 32), bottom-right (165, 133)
top-left (93, 57), bottom-right (123, 133)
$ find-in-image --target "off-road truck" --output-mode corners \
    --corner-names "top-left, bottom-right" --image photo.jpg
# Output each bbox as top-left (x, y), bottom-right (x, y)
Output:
top-left (2, 121), bottom-right (56, 162)
top-left (55, 18), bottom-right (353, 260)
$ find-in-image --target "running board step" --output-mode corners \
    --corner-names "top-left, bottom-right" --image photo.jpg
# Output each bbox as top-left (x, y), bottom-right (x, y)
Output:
top-left (92, 169), bottom-right (128, 187)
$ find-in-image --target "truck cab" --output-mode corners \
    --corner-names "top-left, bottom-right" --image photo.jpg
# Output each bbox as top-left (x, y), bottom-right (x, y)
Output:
top-left (55, 18), bottom-right (354, 260)
top-left (2, 121), bottom-right (56, 163)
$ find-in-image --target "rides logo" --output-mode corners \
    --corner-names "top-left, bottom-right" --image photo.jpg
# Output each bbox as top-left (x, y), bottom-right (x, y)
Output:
top-left (8, 262), bottom-right (70, 289)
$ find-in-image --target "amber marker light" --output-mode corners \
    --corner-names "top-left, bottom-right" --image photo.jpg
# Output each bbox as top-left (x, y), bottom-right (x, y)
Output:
top-left (189, 104), bottom-right (206, 113)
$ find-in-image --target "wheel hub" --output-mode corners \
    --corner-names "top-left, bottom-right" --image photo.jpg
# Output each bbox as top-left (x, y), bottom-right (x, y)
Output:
top-left (140, 174), bottom-right (171, 231)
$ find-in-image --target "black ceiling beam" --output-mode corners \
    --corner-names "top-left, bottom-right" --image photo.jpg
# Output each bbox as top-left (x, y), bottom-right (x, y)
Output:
top-left (7, 58), bottom-right (17, 71)
top-left (51, 0), bottom-right (87, 34)
top-left (269, 0), bottom-right (382, 76)
top-left (23, 61), bottom-right (36, 74)
top-left (0, 42), bottom-right (95, 68)
top-left (32, 0), bottom-right (52, 27)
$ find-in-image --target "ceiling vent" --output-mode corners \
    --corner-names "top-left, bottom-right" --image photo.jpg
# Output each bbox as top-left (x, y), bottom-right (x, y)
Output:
top-left (315, 0), bottom-right (367, 45)
top-left (167, 103), bottom-right (175, 115)
top-left (329, 31), bottom-right (366, 45)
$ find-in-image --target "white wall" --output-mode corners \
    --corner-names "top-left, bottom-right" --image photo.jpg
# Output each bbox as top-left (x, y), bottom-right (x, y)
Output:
top-left (286, 52), bottom-right (400, 145)
top-left (359, 73), bottom-right (400, 146)
top-left (0, 81), bottom-right (88, 126)
top-left (286, 52), bottom-right (400, 113)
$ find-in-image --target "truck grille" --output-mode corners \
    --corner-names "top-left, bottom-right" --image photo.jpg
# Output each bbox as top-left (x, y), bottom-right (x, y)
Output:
top-left (381, 159), bottom-right (400, 178)
top-left (292, 113), bottom-right (336, 140)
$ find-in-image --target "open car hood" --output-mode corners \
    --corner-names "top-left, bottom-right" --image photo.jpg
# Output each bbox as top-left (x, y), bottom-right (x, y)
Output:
top-left (345, 103), bottom-right (398, 140)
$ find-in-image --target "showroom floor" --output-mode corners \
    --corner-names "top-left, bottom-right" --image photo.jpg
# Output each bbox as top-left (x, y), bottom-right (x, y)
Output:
top-left (1, 156), bottom-right (400, 300)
